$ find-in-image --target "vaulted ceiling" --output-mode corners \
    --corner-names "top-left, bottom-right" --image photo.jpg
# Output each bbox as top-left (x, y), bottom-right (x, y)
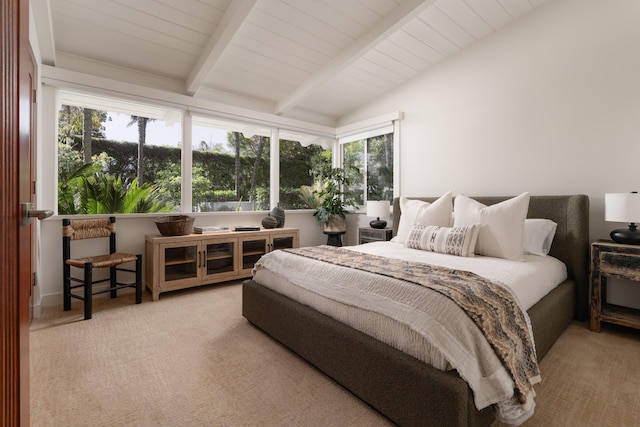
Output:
top-left (33, 0), bottom-right (552, 125)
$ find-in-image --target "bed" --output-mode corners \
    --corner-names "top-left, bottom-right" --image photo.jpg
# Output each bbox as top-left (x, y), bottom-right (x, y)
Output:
top-left (242, 195), bottom-right (589, 427)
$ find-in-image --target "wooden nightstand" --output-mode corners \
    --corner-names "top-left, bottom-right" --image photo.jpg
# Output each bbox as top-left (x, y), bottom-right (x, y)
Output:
top-left (359, 227), bottom-right (392, 244)
top-left (590, 240), bottom-right (640, 332)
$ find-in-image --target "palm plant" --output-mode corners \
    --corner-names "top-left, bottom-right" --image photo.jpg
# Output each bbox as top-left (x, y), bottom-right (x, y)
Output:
top-left (58, 162), bottom-right (174, 214)
top-left (57, 148), bottom-right (102, 214)
top-left (78, 174), bottom-right (174, 214)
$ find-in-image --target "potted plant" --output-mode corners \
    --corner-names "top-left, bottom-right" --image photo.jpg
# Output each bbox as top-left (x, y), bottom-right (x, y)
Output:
top-left (303, 166), bottom-right (358, 232)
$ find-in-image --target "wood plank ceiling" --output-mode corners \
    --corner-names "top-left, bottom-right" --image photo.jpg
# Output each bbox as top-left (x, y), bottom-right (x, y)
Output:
top-left (37, 0), bottom-right (552, 124)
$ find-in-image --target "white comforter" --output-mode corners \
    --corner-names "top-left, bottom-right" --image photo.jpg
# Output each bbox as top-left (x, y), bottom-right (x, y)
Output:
top-left (351, 242), bottom-right (568, 311)
top-left (252, 242), bottom-right (568, 425)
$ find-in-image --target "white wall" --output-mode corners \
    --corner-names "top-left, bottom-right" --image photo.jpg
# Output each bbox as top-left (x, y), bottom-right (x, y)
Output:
top-left (341, 0), bottom-right (640, 306)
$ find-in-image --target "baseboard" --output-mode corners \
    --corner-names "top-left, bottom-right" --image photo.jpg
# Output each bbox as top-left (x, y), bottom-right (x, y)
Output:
top-left (40, 292), bottom-right (63, 308)
top-left (31, 298), bottom-right (43, 319)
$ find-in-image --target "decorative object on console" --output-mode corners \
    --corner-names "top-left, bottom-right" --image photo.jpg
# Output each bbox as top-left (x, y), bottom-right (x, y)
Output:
top-left (193, 226), bottom-right (230, 234)
top-left (271, 205), bottom-right (285, 228)
top-left (235, 226), bottom-right (261, 232)
top-left (154, 215), bottom-right (195, 236)
top-left (605, 192), bottom-right (640, 245)
top-left (261, 216), bottom-right (278, 229)
top-left (366, 200), bottom-right (390, 229)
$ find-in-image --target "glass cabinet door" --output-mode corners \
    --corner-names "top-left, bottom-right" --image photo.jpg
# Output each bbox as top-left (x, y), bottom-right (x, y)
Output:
top-left (272, 236), bottom-right (294, 250)
top-left (205, 241), bottom-right (235, 275)
top-left (163, 244), bottom-right (198, 283)
top-left (241, 238), bottom-right (268, 271)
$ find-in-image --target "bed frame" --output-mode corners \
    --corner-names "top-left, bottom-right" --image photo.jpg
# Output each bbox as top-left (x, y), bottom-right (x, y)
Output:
top-left (242, 195), bottom-right (589, 426)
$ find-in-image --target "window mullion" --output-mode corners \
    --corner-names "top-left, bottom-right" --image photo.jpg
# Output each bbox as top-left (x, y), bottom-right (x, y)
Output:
top-left (363, 138), bottom-right (369, 205)
top-left (270, 128), bottom-right (279, 210)
top-left (182, 112), bottom-right (193, 212)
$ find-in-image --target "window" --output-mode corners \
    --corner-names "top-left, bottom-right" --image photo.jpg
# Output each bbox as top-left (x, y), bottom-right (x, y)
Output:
top-left (191, 116), bottom-right (271, 212)
top-left (340, 125), bottom-right (394, 205)
top-left (278, 130), bottom-right (333, 210)
top-left (57, 90), bottom-right (182, 214)
top-left (55, 89), bottom-right (336, 215)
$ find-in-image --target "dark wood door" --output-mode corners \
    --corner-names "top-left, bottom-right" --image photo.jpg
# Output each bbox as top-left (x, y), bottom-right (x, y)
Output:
top-left (1, 0), bottom-right (31, 425)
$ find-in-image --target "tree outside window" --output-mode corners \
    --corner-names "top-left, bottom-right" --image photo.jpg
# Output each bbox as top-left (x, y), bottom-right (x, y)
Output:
top-left (278, 130), bottom-right (333, 210)
top-left (191, 117), bottom-right (272, 212)
top-left (342, 131), bottom-right (394, 206)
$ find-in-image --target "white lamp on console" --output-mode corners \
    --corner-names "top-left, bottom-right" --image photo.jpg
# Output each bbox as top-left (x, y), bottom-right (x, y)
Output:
top-left (366, 200), bottom-right (390, 229)
top-left (605, 192), bottom-right (640, 245)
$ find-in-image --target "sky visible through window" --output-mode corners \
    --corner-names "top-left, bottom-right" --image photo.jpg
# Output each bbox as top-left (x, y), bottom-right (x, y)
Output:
top-left (104, 112), bottom-right (229, 152)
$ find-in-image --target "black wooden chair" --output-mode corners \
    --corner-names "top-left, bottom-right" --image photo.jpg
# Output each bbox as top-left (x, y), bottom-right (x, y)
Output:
top-left (63, 217), bottom-right (142, 320)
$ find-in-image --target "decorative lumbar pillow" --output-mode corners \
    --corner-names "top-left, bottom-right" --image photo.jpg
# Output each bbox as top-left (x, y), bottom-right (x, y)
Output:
top-left (405, 224), bottom-right (479, 257)
top-left (392, 192), bottom-right (453, 244)
top-left (453, 192), bottom-right (530, 261)
top-left (523, 219), bottom-right (557, 256)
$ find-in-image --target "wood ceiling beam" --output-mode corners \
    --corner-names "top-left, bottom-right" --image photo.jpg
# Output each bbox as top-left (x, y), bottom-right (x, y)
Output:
top-left (185, 0), bottom-right (258, 96)
top-left (274, 0), bottom-right (436, 115)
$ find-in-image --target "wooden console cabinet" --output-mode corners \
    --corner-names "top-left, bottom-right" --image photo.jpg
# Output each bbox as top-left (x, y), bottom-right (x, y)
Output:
top-left (145, 228), bottom-right (299, 300)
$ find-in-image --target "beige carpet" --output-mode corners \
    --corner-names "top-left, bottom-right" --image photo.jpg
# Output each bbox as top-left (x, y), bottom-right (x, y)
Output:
top-left (30, 283), bottom-right (640, 427)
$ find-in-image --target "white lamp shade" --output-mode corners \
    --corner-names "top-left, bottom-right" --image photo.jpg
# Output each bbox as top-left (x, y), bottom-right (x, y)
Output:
top-left (605, 193), bottom-right (640, 223)
top-left (366, 201), bottom-right (390, 219)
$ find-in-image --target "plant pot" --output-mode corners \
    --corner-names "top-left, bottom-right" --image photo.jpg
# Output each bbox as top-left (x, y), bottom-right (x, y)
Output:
top-left (323, 214), bottom-right (346, 233)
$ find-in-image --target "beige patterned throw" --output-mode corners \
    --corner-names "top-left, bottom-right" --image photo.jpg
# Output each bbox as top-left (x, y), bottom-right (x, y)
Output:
top-left (284, 245), bottom-right (540, 409)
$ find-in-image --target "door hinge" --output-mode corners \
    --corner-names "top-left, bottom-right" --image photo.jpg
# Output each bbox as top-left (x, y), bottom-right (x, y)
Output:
top-left (32, 272), bottom-right (38, 287)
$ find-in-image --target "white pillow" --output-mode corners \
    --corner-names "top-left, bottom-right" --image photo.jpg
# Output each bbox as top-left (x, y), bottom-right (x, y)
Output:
top-left (453, 193), bottom-right (530, 261)
top-left (392, 192), bottom-right (452, 244)
top-left (524, 219), bottom-right (557, 256)
top-left (405, 224), bottom-right (479, 257)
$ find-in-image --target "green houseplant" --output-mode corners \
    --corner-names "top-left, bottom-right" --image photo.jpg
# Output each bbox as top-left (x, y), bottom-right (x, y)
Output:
top-left (304, 166), bottom-right (358, 232)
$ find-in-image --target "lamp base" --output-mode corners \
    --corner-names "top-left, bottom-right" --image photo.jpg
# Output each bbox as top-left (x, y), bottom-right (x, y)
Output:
top-left (369, 218), bottom-right (387, 229)
top-left (610, 226), bottom-right (640, 245)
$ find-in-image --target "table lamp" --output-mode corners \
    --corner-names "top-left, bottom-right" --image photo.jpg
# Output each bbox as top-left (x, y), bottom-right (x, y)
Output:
top-left (366, 200), bottom-right (390, 229)
top-left (605, 192), bottom-right (640, 245)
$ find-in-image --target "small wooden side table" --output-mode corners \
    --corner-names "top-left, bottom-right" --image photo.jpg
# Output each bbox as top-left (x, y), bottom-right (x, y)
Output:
top-left (359, 227), bottom-right (393, 244)
top-left (590, 240), bottom-right (640, 332)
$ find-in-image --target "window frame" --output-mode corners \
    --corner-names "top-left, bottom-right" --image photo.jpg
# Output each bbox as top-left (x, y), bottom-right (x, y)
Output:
top-left (337, 119), bottom-right (400, 211)
top-left (48, 86), bottom-right (347, 216)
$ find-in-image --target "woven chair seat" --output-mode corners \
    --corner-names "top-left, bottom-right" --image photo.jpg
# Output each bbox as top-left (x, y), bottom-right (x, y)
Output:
top-left (63, 216), bottom-right (142, 320)
top-left (66, 252), bottom-right (138, 269)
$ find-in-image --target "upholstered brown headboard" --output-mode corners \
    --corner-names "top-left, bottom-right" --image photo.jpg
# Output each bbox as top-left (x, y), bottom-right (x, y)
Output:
top-left (392, 195), bottom-right (590, 321)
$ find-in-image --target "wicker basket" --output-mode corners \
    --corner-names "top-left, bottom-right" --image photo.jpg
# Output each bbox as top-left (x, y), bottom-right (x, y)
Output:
top-left (154, 215), bottom-right (195, 236)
